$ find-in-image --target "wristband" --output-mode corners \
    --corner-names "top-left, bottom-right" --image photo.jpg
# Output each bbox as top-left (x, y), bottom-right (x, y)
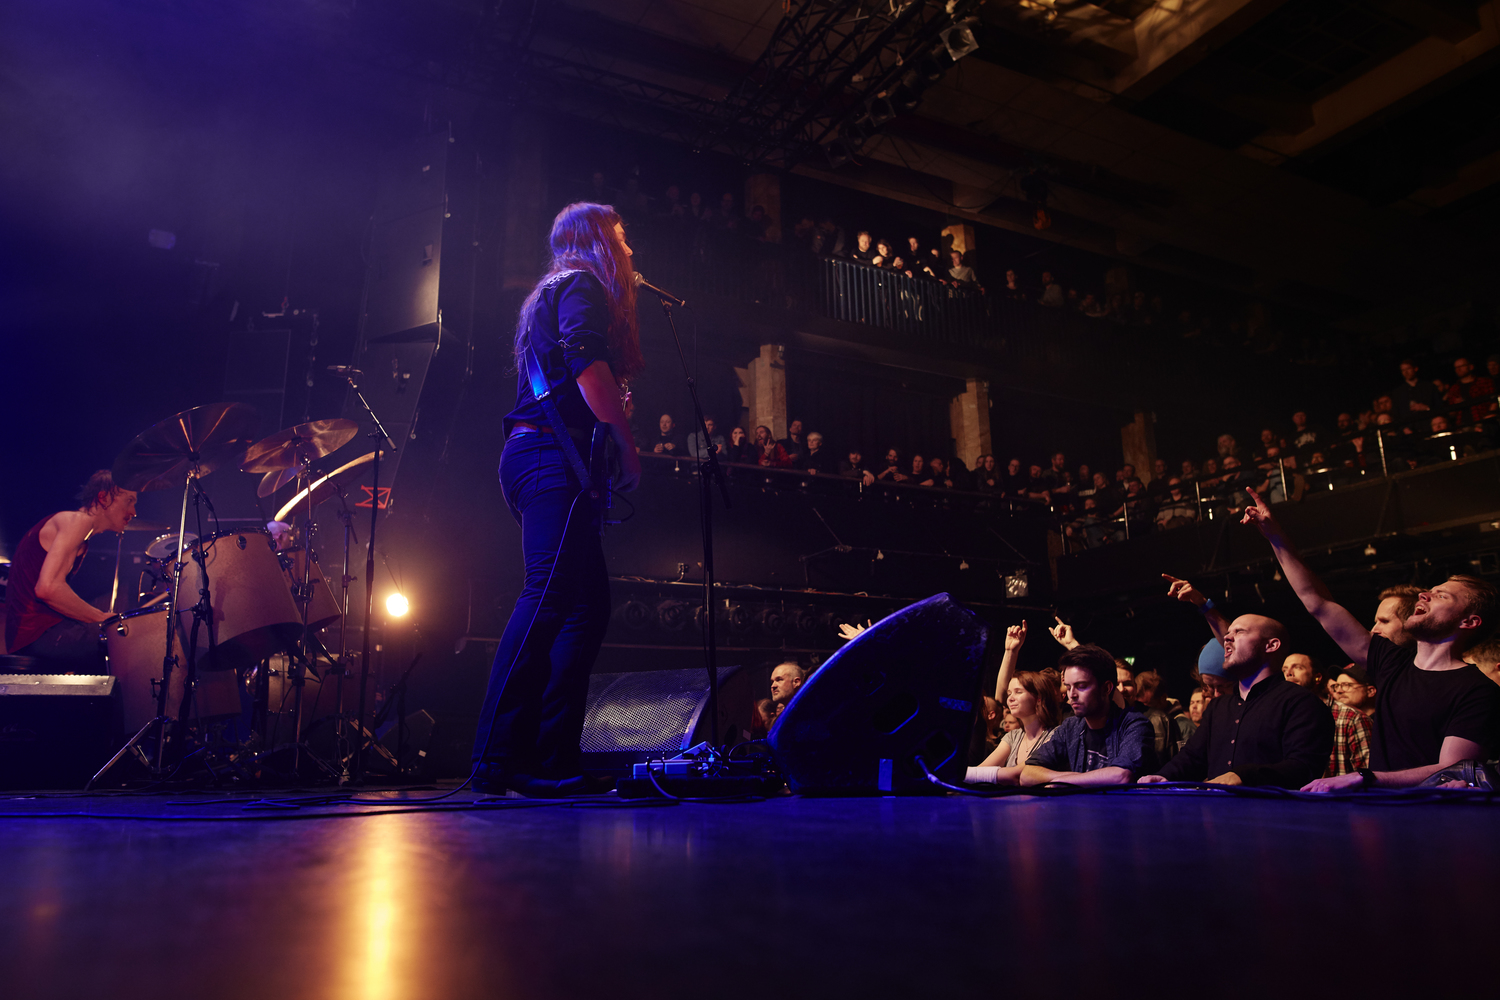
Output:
top-left (1198, 598), bottom-right (1215, 613)
top-left (1357, 768), bottom-right (1377, 788)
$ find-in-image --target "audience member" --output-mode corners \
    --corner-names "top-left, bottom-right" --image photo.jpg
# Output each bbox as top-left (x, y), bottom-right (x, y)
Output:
top-left (753, 425), bottom-right (792, 468)
top-left (725, 426), bottom-right (755, 464)
top-left (1391, 359), bottom-right (1441, 428)
top-left (1013, 644), bottom-right (1155, 786)
top-left (1326, 665), bottom-right (1375, 777)
top-left (876, 448), bottom-right (909, 484)
top-left (797, 432), bottom-right (838, 475)
top-left (1142, 609), bottom-right (1333, 788)
top-left (1443, 356), bottom-right (1496, 426)
top-left (910, 454), bottom-right (930, 485)
top-left (1464, 638), bottom-right (1500, 688)
top-left (779, 419), bottom-right (806, 461)
top-left (1188, 688), bottom-right (1208, 724)
top-left (947, 250), bottom-right (979, 287)
top-left (838, 448), bottom-right (875, 485)
top-left (652, 414), bottom-right (686, 456)
top-left (1282, 653), bottom-right (1327, 704)
top-left (974, 455), bottom-right (1000, 492)
top-left (925, 457), bottom-right (954, 489)
top-left (967, 622), bottom-right (1063, 784)
top-left (1242, 487), bottom-right (1500, 791)
top-left (850, 231), bottom-right (878, 263)
top-left (767, 661), bottom-right (806, 725)
top-left (685, 417), bottom-right (725, 460)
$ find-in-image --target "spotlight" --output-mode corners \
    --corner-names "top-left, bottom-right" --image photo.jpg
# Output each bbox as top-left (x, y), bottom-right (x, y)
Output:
top-left (1003, 569), bottom-right (1029, 598)
top-left (386, 593), bottom-right (410, 617)
top-left (938, 22), bottom-right (980, 62)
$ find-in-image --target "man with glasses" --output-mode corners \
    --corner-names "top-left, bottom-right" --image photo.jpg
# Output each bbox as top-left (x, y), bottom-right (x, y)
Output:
top-left (1325, 666), bottom-right (1375, 777)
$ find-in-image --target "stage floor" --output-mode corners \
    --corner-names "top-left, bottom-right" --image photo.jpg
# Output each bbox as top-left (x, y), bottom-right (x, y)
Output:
top-left (3, 788), bottom-right (1496, 998)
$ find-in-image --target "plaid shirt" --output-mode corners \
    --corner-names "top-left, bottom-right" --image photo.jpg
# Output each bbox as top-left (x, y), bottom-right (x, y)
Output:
top-left (1325, 702), bottom-right (1373, 777)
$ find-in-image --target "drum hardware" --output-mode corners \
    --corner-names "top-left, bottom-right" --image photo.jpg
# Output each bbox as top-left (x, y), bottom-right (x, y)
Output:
top-left (91, 401), bottom-right (259, 788)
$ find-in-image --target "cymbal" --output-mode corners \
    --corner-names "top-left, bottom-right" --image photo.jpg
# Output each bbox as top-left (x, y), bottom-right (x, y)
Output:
top-left (274, 451), bottom-right (385, 522)
top-left (241, 419), bottom-right (359, 474)
top-left (144, 532), bottom-right (199, 559)
top-left (122, 519), bottom-right (173, 532)
top-left (113, 402), bottom-right (261, 492)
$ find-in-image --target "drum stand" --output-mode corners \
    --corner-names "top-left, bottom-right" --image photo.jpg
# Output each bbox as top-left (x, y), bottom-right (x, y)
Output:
top-left (90, 468), bottom-right (230, 788)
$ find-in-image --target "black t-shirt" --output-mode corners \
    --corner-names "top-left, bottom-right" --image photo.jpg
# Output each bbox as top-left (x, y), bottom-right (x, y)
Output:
top-left (504, 271), bottom-right (614, 435)
top-left (1082, 725), bottom-right (1109, 773)
top-left (1365, 635), bottom-right (1500, 771)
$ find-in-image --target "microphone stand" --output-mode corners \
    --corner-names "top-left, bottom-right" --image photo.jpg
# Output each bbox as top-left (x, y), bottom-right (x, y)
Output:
top-left (656, 294), bottom-right (731, 746)
top-left (338, 370), bottom-right (398, 784)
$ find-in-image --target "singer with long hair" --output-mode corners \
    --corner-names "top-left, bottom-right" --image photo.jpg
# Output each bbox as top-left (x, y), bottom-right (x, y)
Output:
top-left (472, 202), bottom-right (644, 796)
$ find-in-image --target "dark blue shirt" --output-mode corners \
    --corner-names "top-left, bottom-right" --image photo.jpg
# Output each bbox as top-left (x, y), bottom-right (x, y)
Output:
top-left (505, 270), bottom-right (614, 436)
top-left (1027, 704), bottom-right (1154, 778)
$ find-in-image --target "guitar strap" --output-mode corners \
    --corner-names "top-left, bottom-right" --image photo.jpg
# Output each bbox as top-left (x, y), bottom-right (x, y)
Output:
top-left (521, 271), bottom-right (600, 501)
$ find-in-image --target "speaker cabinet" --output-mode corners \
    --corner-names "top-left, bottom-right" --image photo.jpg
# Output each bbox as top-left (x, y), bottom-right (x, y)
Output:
top-left (768, 593), bottom-right (987, 795)
top-left (579, 666), bottom-right (754, 774)
top-left (0, 675), bottom-right (121, 790)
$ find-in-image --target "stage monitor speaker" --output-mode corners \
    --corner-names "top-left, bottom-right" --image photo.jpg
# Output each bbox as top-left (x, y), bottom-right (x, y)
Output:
top-left (579, 666), bottom-right (753, 775)
top-left (0, 675), bottom-right (121, 790)
top-left (768, 593), bottom-right (987, 795)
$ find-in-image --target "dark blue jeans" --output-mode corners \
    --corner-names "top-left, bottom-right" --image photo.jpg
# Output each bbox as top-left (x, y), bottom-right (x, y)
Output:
top-left (470, 431), bottom-right (611, 779)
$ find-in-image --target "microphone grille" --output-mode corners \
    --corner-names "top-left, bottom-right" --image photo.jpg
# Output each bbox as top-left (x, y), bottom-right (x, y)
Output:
top-left (632, 272), bottom-right (645, 287)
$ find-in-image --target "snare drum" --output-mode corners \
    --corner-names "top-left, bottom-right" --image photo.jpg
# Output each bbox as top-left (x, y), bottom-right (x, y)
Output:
top-left (177, 529), bottom-right (301, 671)
top-left (105, 606), bottom-right (240, 731)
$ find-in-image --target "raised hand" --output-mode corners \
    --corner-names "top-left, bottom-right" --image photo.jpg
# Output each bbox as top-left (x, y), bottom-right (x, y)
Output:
top-left (1162, 573), bottom-right (1206, 607)
top-left (1049, 615), bottom-right (1078, 650)
top-left (1240, 486), bottom-right (1277, 532)
top-left (1004, 620), bottom-right (1028, 651)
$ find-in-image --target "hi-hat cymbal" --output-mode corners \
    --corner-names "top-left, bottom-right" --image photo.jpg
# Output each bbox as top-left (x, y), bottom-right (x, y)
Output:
top-left (274, 451), bottom-right (385, 522)
top-left (113, 402), bottom-right (261, 492)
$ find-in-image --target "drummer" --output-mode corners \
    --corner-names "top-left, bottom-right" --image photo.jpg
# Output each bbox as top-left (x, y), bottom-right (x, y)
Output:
top-left (4, 470), bottom-right (136, 669)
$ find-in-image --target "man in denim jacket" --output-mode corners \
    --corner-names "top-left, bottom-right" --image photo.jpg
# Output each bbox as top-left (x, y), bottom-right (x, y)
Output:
top-left (1019, 644), bottom-right (1156, 786)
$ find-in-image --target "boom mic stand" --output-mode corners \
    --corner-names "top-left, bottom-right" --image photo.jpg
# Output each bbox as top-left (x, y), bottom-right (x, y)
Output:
top-left (656, 294), bottom-right (731, 747)
top-left (335, 368), bottom-right (398, 784)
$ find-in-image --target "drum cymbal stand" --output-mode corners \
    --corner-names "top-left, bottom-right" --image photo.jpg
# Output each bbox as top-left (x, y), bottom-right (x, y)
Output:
top-left (90, 464), bottom-right (206, 788)
top-left (331, 488), bottom-right (358, 782)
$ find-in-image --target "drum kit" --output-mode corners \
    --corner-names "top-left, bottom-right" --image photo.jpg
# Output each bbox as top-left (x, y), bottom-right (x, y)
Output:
top-left (89, 399), bottom-right (398, 787)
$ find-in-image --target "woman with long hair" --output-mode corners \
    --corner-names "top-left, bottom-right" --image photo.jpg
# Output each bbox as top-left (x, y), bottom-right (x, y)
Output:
top-left (472, 203), bottom-right (643, 797)
top-left (967, 621), bottom-right (1063, 783)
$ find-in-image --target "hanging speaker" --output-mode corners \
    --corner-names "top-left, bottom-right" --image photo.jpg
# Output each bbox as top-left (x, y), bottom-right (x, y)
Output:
top-left (768, 593), bottom-right (987, 795)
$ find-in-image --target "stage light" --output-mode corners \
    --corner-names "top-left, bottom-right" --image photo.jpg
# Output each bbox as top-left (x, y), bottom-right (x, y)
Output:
top-left (938, 23), bottom-right (980, 62)
top-left (386, 592), bottom-right (410, 617)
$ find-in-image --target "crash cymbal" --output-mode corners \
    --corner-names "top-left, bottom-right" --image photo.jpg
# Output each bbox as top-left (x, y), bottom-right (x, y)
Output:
top-left (274, 450), bottom-right (385, 522)
top-left (113, 402), bottom-right (261, 492)
top-left (241, 419), bottom-right (359, 474)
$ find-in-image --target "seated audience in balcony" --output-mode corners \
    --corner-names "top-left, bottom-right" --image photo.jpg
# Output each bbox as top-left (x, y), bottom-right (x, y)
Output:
top-left (947, 250), bottom-right (979, 288)
top-left (1179, 459), bottom-right (1199, 483)
top-left (906, 237), bottom-right (939, 277)
top-left (779, 419), bottom-right (806, 461)
top-left (1002, 269), bottom-right (1027, 301)
top-left (924, 456), bottom-right (954, 489)
top-left (745, 204), bottom-right (771, 241)
top-left (1288, 411), bottom-right (1323, 465)
top-left (839, 448), bottom-right (876, 485)
top-left (1146, 458), bottom-right (1171, 498)
top-left (715, 192), bottom-right (739, 231)
top-left (685, 417), bottom-right (726, 460)
top-left (1065, 496), bottom-right (1106, 548)
top-left (1154, 479), bottom-right (1198, 529)
top-left (1080, 292), bottom-right (1108, 318)
top-left (1252, 428), bottom-right (1285, 467)
top-left (1391, 358), bottom-right (1441, 428)
top-left (1198, 457), bottom-right (1222, 497)
top-left (1023, 464), bottom-right (1052, 502)
top-left (999, 458), bottom-right (1028, 497)
top-left (947, 456), bottom-right (974, 492)
top-left (1444, 356), bottom-right (1496, 426)
top-left (1327, 412), bottom-right (1363, 466)
top-left (910, 453), bottom-right (930, 485)
top-left (850, 230), bottom-right (878, 263)
top-left (724, 426), bottom-right (755, 464)
top-left (1215, 434), bottom-right (1240, 462)
top-left (1217, 455), bottom-right (1254, 510)
top-left (658, 184), bottom-right (686, 219)
top-left (1241, 488), bottom-right (1500, 792)
top-left (1076, 463), bottom-right (1092, 491)
top-left (1041, 452), bottom-right (1072, 493)
top-left (1088, 471), bottom-right (1119, 512)
top-left (753, 425), bottom-right (793, 468)
top-left (687, 190), bottom-right (711, 224)
top-left (974, 454), bottom-right (1000, 492)
top-left (875, 448), bottom-right (909, 483)
top-left (1247, 449), bottom-right (1304, 504)
top-left (652, 414), bottom-right (686, 456)
top-left (873, 239), bottom-right (896, 267)
top-left (1038, 270), bottom-right (1065, 307)
top-left (797, 432), bottom-right (839, 475)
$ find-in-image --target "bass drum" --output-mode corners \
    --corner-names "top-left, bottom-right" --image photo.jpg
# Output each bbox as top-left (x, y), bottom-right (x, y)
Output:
top-left (105, 606), bottom-right (240, 732)
top-left (177, 529), bottom-right (301, 671)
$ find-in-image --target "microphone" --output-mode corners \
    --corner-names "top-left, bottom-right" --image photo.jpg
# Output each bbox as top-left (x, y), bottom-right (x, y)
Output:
top-left (327, 366), bottom-right (363, 378)
top-left (633, 273), bottom-right (686, 308)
